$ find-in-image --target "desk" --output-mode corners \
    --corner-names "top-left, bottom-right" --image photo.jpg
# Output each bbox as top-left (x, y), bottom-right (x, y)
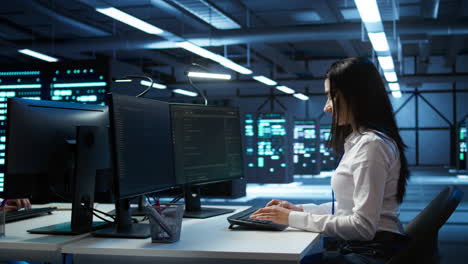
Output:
top-left (0, 209), bottom-right (91, 263)
top-left (63, 206), bottom-right (321, 264)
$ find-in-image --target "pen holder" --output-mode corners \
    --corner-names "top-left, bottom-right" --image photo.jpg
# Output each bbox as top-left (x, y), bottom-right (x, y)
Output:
top-left (146, 203), bottom-right (184, 243)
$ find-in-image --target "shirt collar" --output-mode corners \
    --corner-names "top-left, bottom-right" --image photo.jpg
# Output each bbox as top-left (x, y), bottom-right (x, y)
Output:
top-left (344, 130), bottom-right (364, 150)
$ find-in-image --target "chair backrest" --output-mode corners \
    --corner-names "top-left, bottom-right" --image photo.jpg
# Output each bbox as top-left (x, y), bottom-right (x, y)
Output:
top-left (404, 186), bottom-right (464, 239)
top-left (387, 185), bottom-right (464, 264)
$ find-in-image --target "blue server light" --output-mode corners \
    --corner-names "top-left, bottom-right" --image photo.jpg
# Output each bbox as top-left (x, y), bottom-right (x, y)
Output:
top-left (255, 113), bottom-right (291, 183)
top-left (319, 125), bottom-right (339, 171)
top-left (293, 120), bottom-right (320, 175)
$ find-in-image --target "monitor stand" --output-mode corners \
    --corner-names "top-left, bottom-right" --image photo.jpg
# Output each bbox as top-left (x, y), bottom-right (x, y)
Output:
top-left (92, 198), bottom-right (150, 238)
top-left (183, 185), bottom-right (234, 219)
top-left (107, 195), bottom-right (147, 216)
top-left (28, 126), bottom-right (109, 235)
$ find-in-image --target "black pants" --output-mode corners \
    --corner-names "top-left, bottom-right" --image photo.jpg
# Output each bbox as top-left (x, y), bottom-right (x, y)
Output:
top-left (301, 231), bottom-right (410, 264)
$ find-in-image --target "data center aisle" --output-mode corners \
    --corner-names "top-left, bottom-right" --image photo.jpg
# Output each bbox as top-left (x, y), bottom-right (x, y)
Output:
top-left (202, 167), bottom-right (468, 264)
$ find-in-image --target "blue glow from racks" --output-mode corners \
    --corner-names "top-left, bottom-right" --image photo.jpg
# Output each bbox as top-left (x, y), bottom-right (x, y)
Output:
top-left (460, 126), bottom-right (467, 163)
top-left (53, 90), bottom-right (73, 96)
top-left (257, 113), bottom-right (287, 171)
top-left (51, 82), bottom-right (106, 88)
top-left (0, 71), bottom-right (40, 76)
top-left (319, 125), bottom-right (337, 170)
top-left (293, 120), bottom-right (318, 173)
top-left (0, 65), bottom-right (108, 192)
top-left (0, 84), bottom-right (41, 89)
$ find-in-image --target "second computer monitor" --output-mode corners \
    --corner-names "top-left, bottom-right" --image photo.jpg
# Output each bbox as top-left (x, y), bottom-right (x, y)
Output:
top-left (171, 104), bottom-right (243, 185)
top-left (170, 104), bottom-right (243, 218)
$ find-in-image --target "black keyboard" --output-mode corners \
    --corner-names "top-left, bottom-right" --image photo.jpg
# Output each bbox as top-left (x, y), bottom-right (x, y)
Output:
top-left (227, 206), bottom-right (288, 231)
top-left (2, 207), bottom-right (57, 223)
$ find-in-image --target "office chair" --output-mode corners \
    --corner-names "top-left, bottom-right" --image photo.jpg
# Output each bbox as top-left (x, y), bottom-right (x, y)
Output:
top-left (387, 185), bottom-right (464, 264)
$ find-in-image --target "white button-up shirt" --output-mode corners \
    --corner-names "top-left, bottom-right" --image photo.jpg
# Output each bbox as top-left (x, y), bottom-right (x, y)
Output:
top-left (288, 130), bottom-right (404, 241)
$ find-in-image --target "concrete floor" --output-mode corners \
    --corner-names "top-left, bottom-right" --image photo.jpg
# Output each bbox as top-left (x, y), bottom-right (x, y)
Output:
top-left (203, 167), bottom-right (468, 263)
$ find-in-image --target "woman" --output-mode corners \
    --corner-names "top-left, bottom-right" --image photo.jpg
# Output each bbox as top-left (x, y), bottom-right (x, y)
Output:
top-left (250, 57), bottom-right (410, 263)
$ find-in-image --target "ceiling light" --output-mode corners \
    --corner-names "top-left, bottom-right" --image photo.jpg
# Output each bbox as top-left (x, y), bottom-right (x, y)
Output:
top-left (388, 82), bottom-right (400, 91)
top-left (293, 93), bottom-right (309, 101)
top-left (114, 79), bottom-right (132, 82)
top-left (384, 72), bottom-right (398, 82)
top-left (18, 49), bottom-right (58, 62)
top-left (392, 91), bottom-right (402, 98)
top-left (96, 7), bottom-right (164, 35)
top-left (276, 86), bottom-right (295, 94)
top-left (176, 42), bottom-right (252, 75)
top-left (378, 56), bottom-right (395, 70)
top-left (187, 72), bottom-right (231, 80)
top-left (173, 89), bottom-right (197, 97)
top-left (253, 76), bottom-right (277, 86)
top-left (368, 32), bottom-right (390, 52)
top-left (354, 0), bottom-right (382, 23)
top-left (140, 80), bottom-right (167, 89)
top-left (215, 57), bottom-right (252, 75)
top-left (176, 41), bottom-right (218, 60)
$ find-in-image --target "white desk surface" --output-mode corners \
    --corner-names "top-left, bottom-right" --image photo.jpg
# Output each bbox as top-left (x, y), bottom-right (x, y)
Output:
top-left (62, 205), bottom-right (321, 264)
top-left (0, 204), bottom-right (113, 263)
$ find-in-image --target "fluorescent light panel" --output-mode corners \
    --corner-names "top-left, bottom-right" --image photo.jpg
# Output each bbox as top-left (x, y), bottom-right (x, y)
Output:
top-left (52, 82), bottom-right (107, 88)
top-left (114, 79), bottom-right (132, 82)
top-left (276, 86), bottom-right (295, 94)
top-left (173, 89), bottom-right (197, 97)
top-left (187, 71), bottom-right (231, 80)
top-left (384, 72), bottom-right (398, 82)
top-left (293, 93), bottom-right (309, 101)
top-left (253, 76), bottom-right (277, 86)
top-left (176, 42), bottom-right (252, 75)
top-left (140, 80), bottom-right (167, 89)
top-left (392, 91), bottom-right (402, 98)
top-left (378, 56), bottom-right (395, 70)
top-left (18, 49), bottom-right (58, 62)
top-left (354, 0), bottom-right (382, 23)
top-left (368, 32), bottom-right (390, 52)
top-left (388, 82), bottom-right (400, 91)
top-left (96, 7), bottom-right (164, 35)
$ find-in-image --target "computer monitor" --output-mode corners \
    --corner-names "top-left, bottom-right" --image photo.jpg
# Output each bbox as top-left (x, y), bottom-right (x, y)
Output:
top-left (93, 93), bottom-right (177, 238)
top-left (4, 98), bottom-right (110, 234)
top-left (170, 103), bottom-right (244, 218)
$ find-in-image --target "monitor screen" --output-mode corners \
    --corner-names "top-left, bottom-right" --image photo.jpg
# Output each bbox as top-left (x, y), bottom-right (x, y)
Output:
top-left (170, 104), bottom-right (243, 185)
top-left (4, 98), bottom-right (109, 200)
top-left (109, 93), bottom-right (176, 199)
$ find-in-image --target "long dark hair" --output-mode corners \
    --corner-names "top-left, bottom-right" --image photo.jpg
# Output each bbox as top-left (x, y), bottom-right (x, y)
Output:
top-left (325, 57), bottom-right (409, 204)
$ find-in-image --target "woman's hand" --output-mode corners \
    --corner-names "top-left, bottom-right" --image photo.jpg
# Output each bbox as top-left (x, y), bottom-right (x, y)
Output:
top-left (4, 199), bottom-right (31, 212)
top-left (266, 199), bottom-right (303, 212)
top-left (250, 206), bottom-right (291, 226)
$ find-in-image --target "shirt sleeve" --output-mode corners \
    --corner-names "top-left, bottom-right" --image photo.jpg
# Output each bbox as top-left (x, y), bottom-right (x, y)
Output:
top-left (289, 139), bottom-right (390, 241)
top-left (301, 202), bottom-right (336, 215)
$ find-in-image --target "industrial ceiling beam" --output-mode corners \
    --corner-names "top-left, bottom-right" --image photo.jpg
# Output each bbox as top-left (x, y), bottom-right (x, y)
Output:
top-left (421, 0), bottom-right (440, 19)
top-left (163, 73), bottom-right (468, 91)
top-left (24, 21), bottom-right (468, 53)
top-left (19, 0), bottom-right (111, 37)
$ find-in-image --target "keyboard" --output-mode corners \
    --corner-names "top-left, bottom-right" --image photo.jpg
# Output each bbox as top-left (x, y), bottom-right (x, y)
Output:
top-left (227, 206), bottom-right (288, 231)
top-left (3, 207), bottom-right (57, 223)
